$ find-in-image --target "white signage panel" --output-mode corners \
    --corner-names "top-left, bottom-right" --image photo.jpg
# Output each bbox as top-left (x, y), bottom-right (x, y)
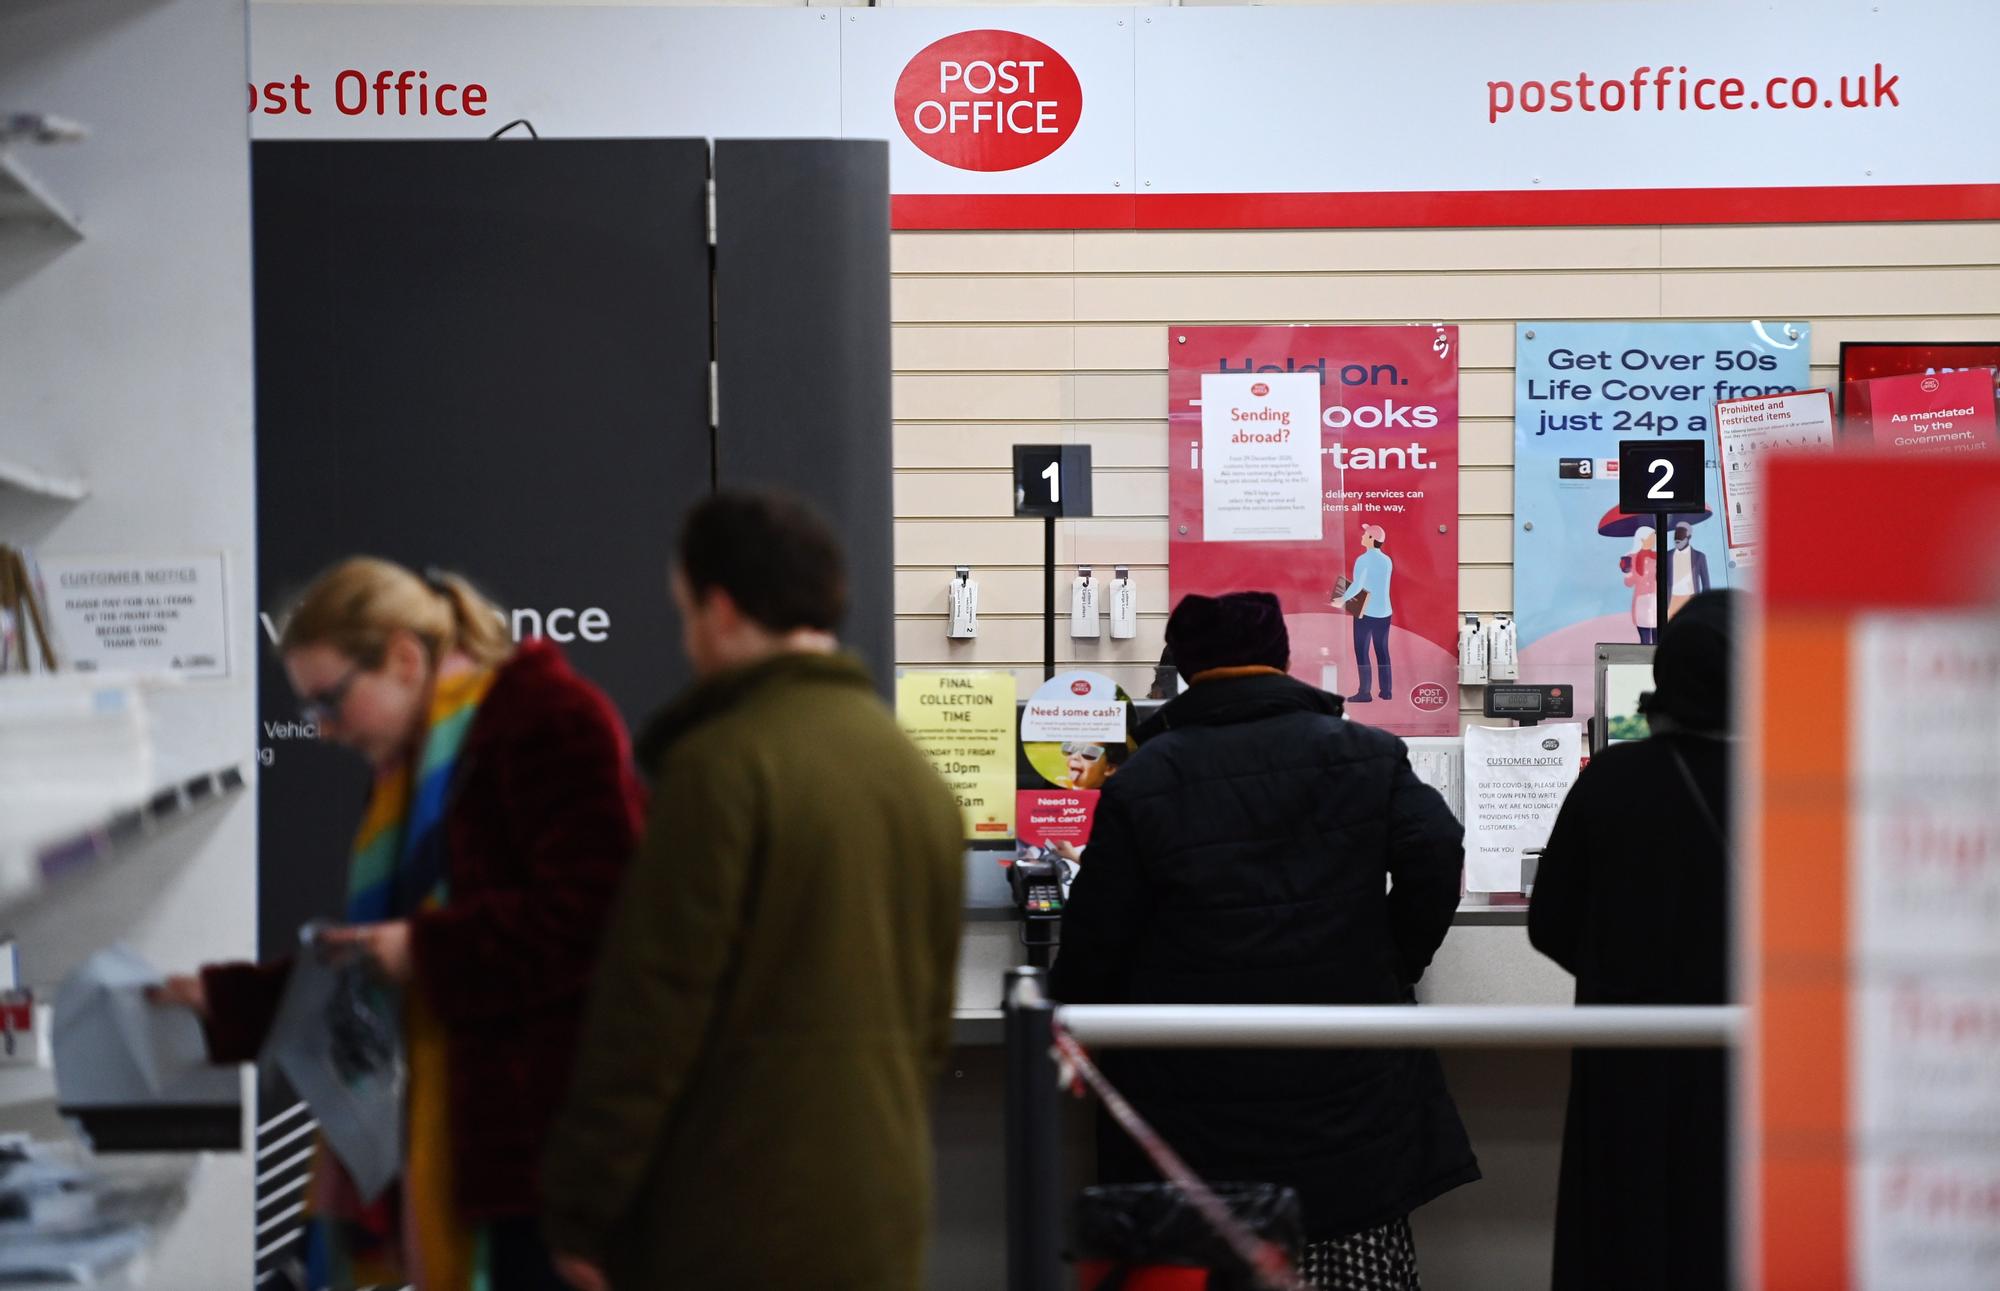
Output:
top-left (40, 554), bottom-right (231, 679)
top-left (250, 2), bottom-right (2000, 227)
top-left (250, 6), bottom-right (840, 141)
top-left (1136, 3), bottom-right (1989, 195)
top-left (1199, 372), bottom-right (1323, 543)
top-left (1463, 722), bottom-right (1582, 893)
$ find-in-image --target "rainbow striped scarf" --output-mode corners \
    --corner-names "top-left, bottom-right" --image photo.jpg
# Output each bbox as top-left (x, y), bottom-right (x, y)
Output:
top-left (347, 666), bottom-right (495, 923)
top-left (310, 664), bottom-right (496, 1290)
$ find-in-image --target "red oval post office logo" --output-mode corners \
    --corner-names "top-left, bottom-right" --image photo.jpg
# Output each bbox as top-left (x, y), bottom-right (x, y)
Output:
top-left (895, 30), bottom-right (1083, 172)
top-left (1921, 375), bottom-right (1942, 393)
top-left (1250, 382), bottom-right (1271, 397)
top-left (1410, 683), bottom-right (1451, 713)
top-left (1070, 679), bottom-right (1092, 696)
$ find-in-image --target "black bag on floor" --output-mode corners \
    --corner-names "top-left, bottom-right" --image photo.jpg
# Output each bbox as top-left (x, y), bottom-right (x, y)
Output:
top-left (1072, 1182), bottom-right (1303, 1291)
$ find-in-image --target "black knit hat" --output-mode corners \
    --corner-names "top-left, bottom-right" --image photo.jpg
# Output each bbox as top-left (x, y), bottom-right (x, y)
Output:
top-left (1644, 589), bottom-right (1737, 732)
top-left (1165, 592), bottom-right (1290, 682)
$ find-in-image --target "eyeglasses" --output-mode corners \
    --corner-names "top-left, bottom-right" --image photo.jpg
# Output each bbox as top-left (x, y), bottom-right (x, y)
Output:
top-left (299, 665), bottom-right (364, 727)
top-left (1061, 742), bottom-right (1105, 761)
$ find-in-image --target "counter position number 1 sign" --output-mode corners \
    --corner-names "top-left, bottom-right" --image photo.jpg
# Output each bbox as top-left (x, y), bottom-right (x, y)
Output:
top-left (1013, 444), bottom-right (1094, 518)
top-left (1618, 438), bottom-right (1707, 515)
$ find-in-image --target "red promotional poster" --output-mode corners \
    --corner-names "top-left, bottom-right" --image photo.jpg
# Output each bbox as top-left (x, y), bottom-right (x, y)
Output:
top-left (1862, 368), bottom-right (1999, 458)
top-left (1016, 789), bottom-right (1099, 848)
top-left (1169, 326), bottom-right (1460, 736)
top-left (1838, 341), bottom-right (2000, 427)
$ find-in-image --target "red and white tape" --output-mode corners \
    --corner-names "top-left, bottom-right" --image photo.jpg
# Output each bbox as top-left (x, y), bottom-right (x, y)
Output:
top-left (1051, 1023), bottom-right (1311, 1291)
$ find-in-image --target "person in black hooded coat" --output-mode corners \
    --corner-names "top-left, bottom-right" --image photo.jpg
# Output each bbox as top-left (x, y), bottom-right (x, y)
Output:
top-left (1528, 589), bottom-right (1738, 1291)
top-left (1051, 592), bottom-right (1478, 1289)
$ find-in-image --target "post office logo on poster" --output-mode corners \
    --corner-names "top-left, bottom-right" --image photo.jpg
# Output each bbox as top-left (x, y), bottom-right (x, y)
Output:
top-left (1410, 683), bottom-right (1452, 713)
top-left (894, 30), bottom-right (1083, 172)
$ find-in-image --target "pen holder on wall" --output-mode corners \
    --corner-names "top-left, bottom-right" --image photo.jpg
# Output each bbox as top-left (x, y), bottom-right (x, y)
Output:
top-left (1109, 565), bottom-right (1136, 640)
top-left (1070, 565), bottom-right (1100, 639)
top-left (947, 566), bottom-right (979, 639)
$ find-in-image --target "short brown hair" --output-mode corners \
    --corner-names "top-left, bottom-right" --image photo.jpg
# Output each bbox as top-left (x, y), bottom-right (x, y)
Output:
top-left (678, 491), bottom-right (847, 633)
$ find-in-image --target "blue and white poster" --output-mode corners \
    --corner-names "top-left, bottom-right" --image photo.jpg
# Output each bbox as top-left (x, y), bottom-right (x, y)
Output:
top-left (1513, 321), bottom-right (1810, 707)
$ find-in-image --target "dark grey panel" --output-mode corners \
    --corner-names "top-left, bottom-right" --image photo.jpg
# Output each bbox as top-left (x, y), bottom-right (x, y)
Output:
top-left (712, 139), bottom-right (895, 693)
top-left (253, 139), bottom-right (714, 953)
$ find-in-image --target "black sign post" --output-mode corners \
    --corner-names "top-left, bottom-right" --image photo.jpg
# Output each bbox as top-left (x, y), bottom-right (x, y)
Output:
top-left (1618, 437), bottom-right (1708, 642)
top-left (1013, 445), bottom-right (1093, 679)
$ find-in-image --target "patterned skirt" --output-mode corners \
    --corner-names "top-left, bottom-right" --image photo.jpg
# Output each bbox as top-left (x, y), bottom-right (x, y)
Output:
top-left (1296, 1216), bottom-right (1422, 1291)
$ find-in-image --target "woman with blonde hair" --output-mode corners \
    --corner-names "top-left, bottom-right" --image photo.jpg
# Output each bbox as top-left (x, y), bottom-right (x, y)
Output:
top-left (154, 557), bottom-right (646, 1289)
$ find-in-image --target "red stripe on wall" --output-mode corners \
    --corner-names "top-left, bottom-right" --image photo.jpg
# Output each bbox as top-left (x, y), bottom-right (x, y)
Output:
top-left (891, 193), bottom-right (1137, 230)
top-left (890, 183), bottom-right (2000, 231)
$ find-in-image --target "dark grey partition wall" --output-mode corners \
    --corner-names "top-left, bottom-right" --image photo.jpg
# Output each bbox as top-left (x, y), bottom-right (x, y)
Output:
top-left (713, 139), bottom-right (895, 692)
top-left (252, 140), bottom-right (893, 1272)
top-left (253, 138), bottom-right (714, 952)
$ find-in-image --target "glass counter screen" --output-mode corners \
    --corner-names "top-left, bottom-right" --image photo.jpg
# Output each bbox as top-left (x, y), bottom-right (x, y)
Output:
top-left (1603, 662), bottom-right (1652, 744)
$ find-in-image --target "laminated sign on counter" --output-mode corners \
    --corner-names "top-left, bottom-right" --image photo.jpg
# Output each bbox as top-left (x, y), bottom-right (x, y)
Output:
top-left (897, 670), bottom-right (1017, 842)
top-left (1020, 671), bottom-right (1130, 791)
top-left (1462, 723), bottom-right (1582, 893)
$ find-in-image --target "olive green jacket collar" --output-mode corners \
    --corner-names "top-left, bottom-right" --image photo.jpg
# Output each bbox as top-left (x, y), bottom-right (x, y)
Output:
top-left (635, 651), bottom-right (874, 775)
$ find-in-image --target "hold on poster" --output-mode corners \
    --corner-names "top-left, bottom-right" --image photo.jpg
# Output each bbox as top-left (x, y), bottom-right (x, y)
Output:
top-left (1169, 326), bottom-right (1461, 737)
top-left (1513, 321), bottom-right (1810, 706)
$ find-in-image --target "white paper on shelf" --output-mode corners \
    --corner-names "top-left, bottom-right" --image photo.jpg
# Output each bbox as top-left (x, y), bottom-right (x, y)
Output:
top-left (52, 947), bottom-right (236, 1108)
top-left (0, 674), bottom-right (151, 854)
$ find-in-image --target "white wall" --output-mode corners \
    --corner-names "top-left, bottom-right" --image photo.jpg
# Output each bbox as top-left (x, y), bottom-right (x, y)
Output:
top-left (0, 0), bottom-right (258, 1283)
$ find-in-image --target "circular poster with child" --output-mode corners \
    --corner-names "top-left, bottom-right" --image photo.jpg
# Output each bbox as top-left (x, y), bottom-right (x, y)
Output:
top-left (1020, 670), bottom-right (1134, 790)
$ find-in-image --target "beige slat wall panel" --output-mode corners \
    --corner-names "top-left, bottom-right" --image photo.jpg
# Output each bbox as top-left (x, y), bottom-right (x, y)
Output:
top-left (893, 276), bottom-right (1076, 323)
top-left (894, 373), bottom-right (1074, 422)
top-left (892, 327), bottom-right (1078, 373)
top-left (1074, 272), bottom-right (1662, 323)
top-left (894, 469), bottom-right (1167, 519)
top-left (1659, 268), bottom-right (2000, 319)
top-left (894, 422), bottom-right (1170, 470)
top-left (897, 617), bottom-right (1167, 667)
top-left (886, 221), bottom-right (2000, 684)
top-left (1072, 227), bottom-right (1663, 274)
top-left (897, 519), bottom-right (1053, 568)
top-left (891, 232), bottom-right (1074, 275)
top-left (1660, 223), bottom-right (2000, 269)
top-left (1461, 420), bottom-right (1514, 467)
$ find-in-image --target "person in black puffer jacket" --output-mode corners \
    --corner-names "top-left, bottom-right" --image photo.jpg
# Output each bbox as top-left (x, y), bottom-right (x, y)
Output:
top-left (1051, 591), bottom-right (1479, 1290)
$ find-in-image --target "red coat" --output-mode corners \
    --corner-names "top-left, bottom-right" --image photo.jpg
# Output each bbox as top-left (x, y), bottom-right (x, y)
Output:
top-left (202, 639), bottom-right (647, 1221)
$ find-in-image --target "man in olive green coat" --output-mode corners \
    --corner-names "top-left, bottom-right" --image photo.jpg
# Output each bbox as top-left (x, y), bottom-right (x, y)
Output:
top-left (544, 492), bottom-right (965, 1291)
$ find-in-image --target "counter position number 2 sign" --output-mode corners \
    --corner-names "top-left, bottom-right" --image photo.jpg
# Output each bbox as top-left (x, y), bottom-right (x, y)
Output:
top-left (1618, 438), bottom-right (1707, 515)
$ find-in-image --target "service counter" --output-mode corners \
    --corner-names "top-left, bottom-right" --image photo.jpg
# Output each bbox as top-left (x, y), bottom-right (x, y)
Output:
top-left (932, 909), bottom-right (1572, 1289)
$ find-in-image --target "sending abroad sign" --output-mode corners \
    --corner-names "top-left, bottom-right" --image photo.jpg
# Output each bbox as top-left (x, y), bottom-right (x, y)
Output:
top-left (250, 2), bottom-right (2000, 229)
